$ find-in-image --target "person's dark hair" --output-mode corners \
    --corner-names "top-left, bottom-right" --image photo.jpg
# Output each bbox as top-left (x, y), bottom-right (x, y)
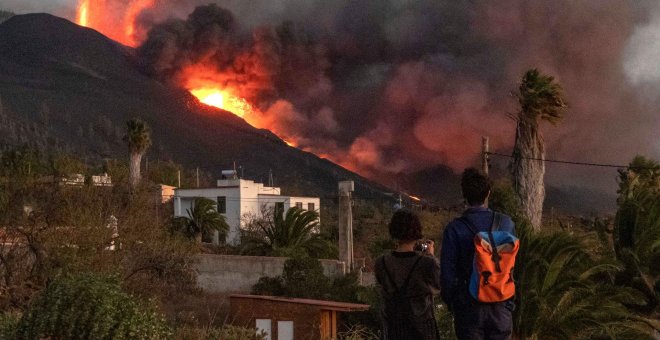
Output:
top-left (461, 168), bottom-right (492, 206)
top-left (388, 209), bottom-right (423, 241)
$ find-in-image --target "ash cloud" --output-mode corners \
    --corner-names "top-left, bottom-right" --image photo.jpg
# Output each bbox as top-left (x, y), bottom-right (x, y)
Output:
top-left (131, 1), bottom-right (660, 189)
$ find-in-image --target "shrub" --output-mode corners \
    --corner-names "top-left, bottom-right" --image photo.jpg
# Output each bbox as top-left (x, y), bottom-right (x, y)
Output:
top-left (173, 325), bottom-right (266, 340)
top-left (209, 325), bottom-right (267, 340)
top-left (0, 312), bottom-right (20, 339)
top-left (435, 303), bottom-right (456, 340)
top-left (15, 273), bottom-right (170, 340)
top-left (368, 237), bottom-right (395, 258)
top-left (281, 256), bottom-right (329, 299)
top-left (251, 276), bottom-right (285, 296)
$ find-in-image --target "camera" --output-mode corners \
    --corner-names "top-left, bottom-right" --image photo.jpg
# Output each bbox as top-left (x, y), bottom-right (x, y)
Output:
top-left (414, 240), bottom-right (431, 253)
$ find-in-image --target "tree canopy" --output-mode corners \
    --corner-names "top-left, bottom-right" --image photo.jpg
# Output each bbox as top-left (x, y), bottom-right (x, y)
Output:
top-left (241, 206), bottom-right (335, 258)
top-left (123, 118), bottom-right (151, 154)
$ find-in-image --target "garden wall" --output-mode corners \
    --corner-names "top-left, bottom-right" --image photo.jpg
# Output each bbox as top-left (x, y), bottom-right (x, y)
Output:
top-left (194, 254), bottom-right (348, 293)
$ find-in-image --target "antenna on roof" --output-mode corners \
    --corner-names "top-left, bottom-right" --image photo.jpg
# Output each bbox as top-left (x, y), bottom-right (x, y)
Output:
top-left (268, 169), bottom-right (274, 187)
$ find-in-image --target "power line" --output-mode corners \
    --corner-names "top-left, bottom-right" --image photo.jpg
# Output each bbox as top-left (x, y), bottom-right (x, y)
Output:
top-left (487, 152), bottom-right (656, 170)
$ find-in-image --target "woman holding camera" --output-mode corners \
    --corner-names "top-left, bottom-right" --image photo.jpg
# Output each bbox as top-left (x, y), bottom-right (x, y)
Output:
top-left (375, 209), bottom-right (441, 340)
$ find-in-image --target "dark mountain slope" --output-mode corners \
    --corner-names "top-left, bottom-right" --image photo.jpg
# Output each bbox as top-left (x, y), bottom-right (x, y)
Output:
top-left (0, 14), bottom-right (392, 199)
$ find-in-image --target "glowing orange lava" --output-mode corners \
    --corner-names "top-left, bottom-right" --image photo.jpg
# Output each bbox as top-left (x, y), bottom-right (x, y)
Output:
top-left (75, 0), bottom-right (153, 46)
top-left (189, 87), bottom-right (257, 119)
top-left (190, 88), bottom-right (225, 110)
top-left (181, 64), bottom-right (260, 120)
top-left (77, 0), bottom-right (89, 27)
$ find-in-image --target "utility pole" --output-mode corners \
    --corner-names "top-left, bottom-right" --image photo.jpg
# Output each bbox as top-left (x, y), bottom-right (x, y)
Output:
top-left (196, 167), bottom-right (199, 188)
top-left (338, 181), bottom-right (354, 272)
top-left (177, 170), bottom-right (181, 188)
top-left (482, 136), bottom-right (490, 207)
top-left (481, 136), bottom-right (489, 176)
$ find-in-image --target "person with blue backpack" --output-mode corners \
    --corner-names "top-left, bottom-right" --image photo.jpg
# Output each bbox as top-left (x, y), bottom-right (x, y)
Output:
top-left (440, 168), bottom-right (518, 340)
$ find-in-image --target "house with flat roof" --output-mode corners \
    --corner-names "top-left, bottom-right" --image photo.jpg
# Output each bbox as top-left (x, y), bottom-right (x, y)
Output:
top-left (173, 171), bottom-right (320, 245)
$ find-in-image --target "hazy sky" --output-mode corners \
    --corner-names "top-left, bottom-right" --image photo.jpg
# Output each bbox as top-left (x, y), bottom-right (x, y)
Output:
top-left (1, 0), bottom-right (75, 16)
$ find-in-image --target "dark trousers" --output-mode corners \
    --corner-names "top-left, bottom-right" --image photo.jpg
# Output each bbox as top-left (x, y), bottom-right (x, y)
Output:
top-left (453, 298), bottom-right (513, 340)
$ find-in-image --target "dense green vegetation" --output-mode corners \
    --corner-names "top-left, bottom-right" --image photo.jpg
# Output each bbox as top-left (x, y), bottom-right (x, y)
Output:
top-left (14, 273), bottom-right (170, 339)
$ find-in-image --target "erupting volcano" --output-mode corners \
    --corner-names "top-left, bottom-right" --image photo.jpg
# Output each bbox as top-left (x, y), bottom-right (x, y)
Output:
top-left (65, 0), bottom-right (660, 195)
top-left (74, 1), bottom-right (288, 146)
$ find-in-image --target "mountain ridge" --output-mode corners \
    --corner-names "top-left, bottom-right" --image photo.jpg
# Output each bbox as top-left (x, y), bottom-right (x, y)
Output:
top-left (0, 13), bottom-right (394, 200)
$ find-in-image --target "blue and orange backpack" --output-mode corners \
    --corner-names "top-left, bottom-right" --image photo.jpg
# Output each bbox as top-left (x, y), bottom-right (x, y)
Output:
top-left (459, 212), bottom-right (519, 303)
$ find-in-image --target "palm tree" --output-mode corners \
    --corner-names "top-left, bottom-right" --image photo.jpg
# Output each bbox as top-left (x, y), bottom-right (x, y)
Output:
top-left (512, 69), bottom-right (567, 231)
top-left (514, 223), bottom-right (657, 339)
top-left (241, 205), bottom-right (334, 258)
top-left (490, 180), bottom-right (659, 338)
top-left (614, 156), bottom-right (660, 313)
top-left (123, 118), bottom-right (151, 188)
top-left (173, 197), bottom-right (229, 243)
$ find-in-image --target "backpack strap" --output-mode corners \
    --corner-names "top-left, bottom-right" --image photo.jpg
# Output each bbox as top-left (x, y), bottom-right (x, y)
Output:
top-left (381, 254), bottom-right (423, 293)
top-left (491, 212), bottom-right (502, 232)
top-left (461, 212), bottom-right (503, 273)
top-left (458, 217), bottom-right (479, 236)
top-left (488, 213), bottom-right (502, 273)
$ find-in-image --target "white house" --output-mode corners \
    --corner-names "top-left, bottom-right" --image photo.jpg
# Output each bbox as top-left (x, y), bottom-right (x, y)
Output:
top-left (173, 171), bottom-right (320, 245)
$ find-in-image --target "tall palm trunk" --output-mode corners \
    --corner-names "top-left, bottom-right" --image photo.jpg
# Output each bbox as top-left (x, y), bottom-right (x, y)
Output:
top-left (512, 118), bottom-right (545, 230)
top-left (129, 151), bottom-right (143, 188)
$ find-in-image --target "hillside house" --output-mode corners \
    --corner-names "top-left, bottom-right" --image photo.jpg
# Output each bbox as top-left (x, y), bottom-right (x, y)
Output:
top-left (173, 172), bottom-right (320, 245)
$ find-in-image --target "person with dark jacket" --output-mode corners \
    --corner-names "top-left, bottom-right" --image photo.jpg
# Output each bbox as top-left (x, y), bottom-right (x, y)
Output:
top-left (440, 168), bottom-right (516, 340)
top-left (375, 209), bottom-right (441, 340)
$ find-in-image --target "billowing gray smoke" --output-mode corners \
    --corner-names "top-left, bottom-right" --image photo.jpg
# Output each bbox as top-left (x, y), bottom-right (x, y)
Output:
top-left (130, 0), bottom-right (660, 190)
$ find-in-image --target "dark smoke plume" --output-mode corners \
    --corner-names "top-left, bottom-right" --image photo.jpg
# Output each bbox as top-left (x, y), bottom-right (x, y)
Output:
top-left (133, 0), bottom-right (660, 191)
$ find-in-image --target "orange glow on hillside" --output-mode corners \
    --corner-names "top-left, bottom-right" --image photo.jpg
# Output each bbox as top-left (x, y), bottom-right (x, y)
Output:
top-left (190, 88), bottom-right (225, 111)
top-left (75, 0), bottom-right (153, 46)
top-left (181, 64), bottom-right (259, 121)
top-left (190, 87), bottom-right (257, 119)
top-left (77, 0), bottom-right (89, 27)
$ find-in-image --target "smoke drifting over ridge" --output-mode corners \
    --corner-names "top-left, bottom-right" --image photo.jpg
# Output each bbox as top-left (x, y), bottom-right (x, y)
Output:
top-left (6, 0), bottom-right (660, 190)
top-left (131, 0), bottom-right (659, 189)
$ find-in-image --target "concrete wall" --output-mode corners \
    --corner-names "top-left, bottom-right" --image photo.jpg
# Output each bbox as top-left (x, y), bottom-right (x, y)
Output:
top-left (195, 254), bottom-right (346, 293)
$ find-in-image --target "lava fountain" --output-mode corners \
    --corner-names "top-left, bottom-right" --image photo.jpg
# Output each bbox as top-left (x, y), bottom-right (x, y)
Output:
top-left (75, 0), bottom-right (153, 47)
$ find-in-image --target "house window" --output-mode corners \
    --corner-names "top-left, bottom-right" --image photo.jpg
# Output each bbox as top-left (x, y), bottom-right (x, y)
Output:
top-left (256, 319), bottom-right (272, 340)
top-left (275, 202), bottom-right (284, 214)
top-left (277, 321), bottom-right (294, 340)
top-left (307, 203), bottom-right (315, 211)
top-left (217, 196), bottom-right (226, 214)
top-left (295, 202), bottom-right (303, 209)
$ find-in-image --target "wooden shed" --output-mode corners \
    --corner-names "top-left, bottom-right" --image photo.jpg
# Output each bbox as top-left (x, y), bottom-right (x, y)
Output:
top-left (229, 294), bottom-right (370, 340)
